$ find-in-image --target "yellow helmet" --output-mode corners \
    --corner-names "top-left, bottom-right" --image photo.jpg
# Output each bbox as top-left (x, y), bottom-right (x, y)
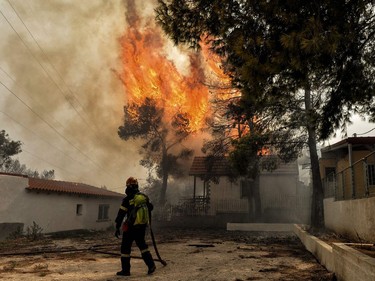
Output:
top-left (126, 177), bottom-right (138, 186)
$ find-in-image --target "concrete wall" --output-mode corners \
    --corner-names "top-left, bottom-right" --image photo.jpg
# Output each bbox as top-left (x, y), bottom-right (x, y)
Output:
top-left (324, 197), bottom-right (375, 243)
top-left (0, 174), bottom-right (122, 236)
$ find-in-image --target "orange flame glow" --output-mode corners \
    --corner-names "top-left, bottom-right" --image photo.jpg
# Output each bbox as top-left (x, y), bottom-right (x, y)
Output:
top-left (119, 23), bottom-right (215, 132)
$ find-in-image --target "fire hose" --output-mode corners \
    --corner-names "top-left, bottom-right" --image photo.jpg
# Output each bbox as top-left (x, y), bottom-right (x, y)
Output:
top-left (0, 244), bottom-right (164, 264)
top-left (0, 212), bottom-right (167, 266)
top-left (149, 211), bottom-right (167, 266)
top-left (89, 244), bottom-right (165, 264)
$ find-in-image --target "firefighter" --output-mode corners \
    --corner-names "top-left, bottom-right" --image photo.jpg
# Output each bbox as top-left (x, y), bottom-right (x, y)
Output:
top-left (114, 177), bottom-right (156, 276)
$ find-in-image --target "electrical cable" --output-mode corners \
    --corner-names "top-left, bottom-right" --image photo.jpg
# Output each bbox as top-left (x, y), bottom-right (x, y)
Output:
top-left (0, 81), bottom-right (117, 185)
top-left (0, 66), bottom-right (66, 131)
top-left (0, 110), bottom-right (87, 168)
top-left (355, 127), bottom-right (375, 136)
top-left (0, 108), bottom-right (89, 179)
top-left (0, 5), bottom-right (119, 183)
top-left (5, 0), bottom-right (108, 141)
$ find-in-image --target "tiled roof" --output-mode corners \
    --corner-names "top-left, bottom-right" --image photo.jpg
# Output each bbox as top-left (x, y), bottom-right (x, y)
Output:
top-left (189, 156), bottom-right (298, 176)
top-left (27, 177), bottom-right (123, 198)
top-left (189, 156), bottom-right (231, 176)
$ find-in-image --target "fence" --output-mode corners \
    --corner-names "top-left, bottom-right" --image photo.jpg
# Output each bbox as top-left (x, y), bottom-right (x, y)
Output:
top-left (170, 196), bottom-right (210, 216)
top-left (164, 194), bottom-right (311, 224)
top-left (323, 151), bottom-right (375, 200)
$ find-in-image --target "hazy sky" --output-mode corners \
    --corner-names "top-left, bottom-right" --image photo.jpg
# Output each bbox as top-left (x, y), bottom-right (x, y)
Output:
top-left (0, 0), bottom-right (144, 191)
top-left (0, 0), bottom-right (374, 191)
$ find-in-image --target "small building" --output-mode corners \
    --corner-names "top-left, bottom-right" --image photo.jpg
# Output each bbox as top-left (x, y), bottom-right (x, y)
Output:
top-left (320, 136), bottom-right (375, 199)
top-left (320, 137), bottom-right (375, 242)
top-left (0, 172), bottom-right (123, 239)
top-left (180, 156), bottom-right (310, 224)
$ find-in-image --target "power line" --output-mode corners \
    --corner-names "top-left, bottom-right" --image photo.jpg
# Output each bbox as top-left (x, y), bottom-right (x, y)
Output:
top-left (0, 65), bottom-right (66, 130)
top-left (21, 148), bottom-right (82, 178)
top-left (5, 0), bottom-right (103, 137)
top-left (0, 81), bottom-right (118, 186)
top-left (0, 4), bottom-right (121, 185)
top-left (0, 110), bottom-right (88, 168)
top-left (355, 127), bottom-right (375, 136)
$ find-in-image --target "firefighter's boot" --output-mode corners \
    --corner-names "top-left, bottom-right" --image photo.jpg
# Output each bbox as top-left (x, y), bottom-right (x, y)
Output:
top-left (142, 251), bottom-right (156, 275)
top-left (116, 257), bottom-right (130, 276)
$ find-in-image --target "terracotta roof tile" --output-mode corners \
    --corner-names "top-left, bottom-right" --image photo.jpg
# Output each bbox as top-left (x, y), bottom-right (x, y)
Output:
top-left (189, 156), bottom-right (231, 176)
top-left (27, 178), bottom-right (123, 198)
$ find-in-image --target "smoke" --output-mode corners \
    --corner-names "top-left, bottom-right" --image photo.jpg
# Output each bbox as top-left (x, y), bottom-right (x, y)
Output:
top-left (0, 0), bottom-right (145, 189)
top-left (0, 0), bottom-right (214, 194)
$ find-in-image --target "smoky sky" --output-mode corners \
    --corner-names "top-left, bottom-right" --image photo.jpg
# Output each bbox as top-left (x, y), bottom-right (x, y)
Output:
top-left (0, 0), bottom-right (160, 190)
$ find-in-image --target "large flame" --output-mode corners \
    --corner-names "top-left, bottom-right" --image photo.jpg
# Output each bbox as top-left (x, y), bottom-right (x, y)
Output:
top-left (119, 22), bottom-right (216, 132)
top-left (118, 5), bottom-right (270, 158)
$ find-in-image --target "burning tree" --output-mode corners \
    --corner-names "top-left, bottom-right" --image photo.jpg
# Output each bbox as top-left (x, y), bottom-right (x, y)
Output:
top-left (156, 0), bottom-right (375, 228)
top-left (118, 97), bottom-right (193, 205)
top-left (202, 90), bottom-right (304, 221)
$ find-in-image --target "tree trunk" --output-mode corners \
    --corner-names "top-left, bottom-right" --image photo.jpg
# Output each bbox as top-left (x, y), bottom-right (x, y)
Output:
top-left (159, 147), bottom-right (168, 205)
top-left (304, 86), bottom-right (324, 229)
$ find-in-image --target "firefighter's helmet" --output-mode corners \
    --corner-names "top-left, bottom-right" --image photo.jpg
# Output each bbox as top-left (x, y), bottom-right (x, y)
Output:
top-left (125, 177), bottom-right (139, 196)
top-left (126, 177), bottom-right (138, 187)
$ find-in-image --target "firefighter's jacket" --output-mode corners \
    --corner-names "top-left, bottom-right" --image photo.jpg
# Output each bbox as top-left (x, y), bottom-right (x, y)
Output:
top-left (115, 192), bottom-right (152, 229)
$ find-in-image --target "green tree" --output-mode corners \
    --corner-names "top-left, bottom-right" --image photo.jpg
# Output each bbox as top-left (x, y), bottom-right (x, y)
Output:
top-left (0, 130), bottom-right (55, 179)
top-left (0, 130), bottom-right (22, 169)
top-left (155, 0), bottom-right (375, 228)
top-left (118, 97), bottom-right (193, 205)
top-left (1, 159), bottom-right (55, 179)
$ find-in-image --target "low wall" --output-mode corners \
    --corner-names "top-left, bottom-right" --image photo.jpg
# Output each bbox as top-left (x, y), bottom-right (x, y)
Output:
top-left (333, 243), bottom-right (375, 281)
top-left (155, 213), bottom-right (250, 229)
top-left (227, 223), bottom-right (294, 232)
top-left (0, 223), bottom-right (24, 241)
top-left (293, 224), bottom-right (335, 272)
top-left (324, 197), bottom-right (375, 243)
top-left (294, 224), bottom-right (375, 281)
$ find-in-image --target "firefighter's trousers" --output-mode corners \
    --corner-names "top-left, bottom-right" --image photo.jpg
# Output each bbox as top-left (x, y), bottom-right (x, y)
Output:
top-left (120, 224), bottom-right (155, 272)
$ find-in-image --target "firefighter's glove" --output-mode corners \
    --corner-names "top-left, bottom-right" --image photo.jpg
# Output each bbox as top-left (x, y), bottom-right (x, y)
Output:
top-left (115, 228), bottom-right (121, 239)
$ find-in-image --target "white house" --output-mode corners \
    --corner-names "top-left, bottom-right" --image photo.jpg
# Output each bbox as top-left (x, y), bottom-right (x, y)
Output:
top-left (185, 156), bottom-right (310, 224)
top-left (0, 172), bottom-right (124, 239)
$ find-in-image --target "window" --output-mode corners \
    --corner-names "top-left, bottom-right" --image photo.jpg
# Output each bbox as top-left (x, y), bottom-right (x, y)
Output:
top-left (325, 167), bottom-right (336, 182)
top-left (367, 164), bottom-right (375, 186)
top-left (98, 204), bottom-right (110, 220)
top-left (76, 204), bottom-right (83, 216)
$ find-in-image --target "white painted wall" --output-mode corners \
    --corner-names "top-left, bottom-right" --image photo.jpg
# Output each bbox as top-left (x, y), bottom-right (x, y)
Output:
top-left (324, 197), bottom-right (375, 243)
top-left (260, 173), bottom-right (298, 211)
top-left (0, 174), bottom-right (122, 233)
top-left (209, 178), bottom-right (248, 215)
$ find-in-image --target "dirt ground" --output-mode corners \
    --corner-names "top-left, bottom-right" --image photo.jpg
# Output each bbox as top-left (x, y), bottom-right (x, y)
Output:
top-left (0, 227), bottom-right (336, 281)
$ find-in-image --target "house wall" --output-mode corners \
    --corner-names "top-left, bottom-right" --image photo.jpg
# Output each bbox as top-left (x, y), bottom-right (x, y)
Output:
top-left (260, 161), bottom-right (311, 223)
top-left (209, 178), bottom-right (248, 216)
top-left (324, 197), bottom-right (375, 243)
top-left (322, 150), bottom-right (375, 199)
top-left (0, 174), bottom-right (122, 236)
top-left (319, 158), bottom-right (336, 177)
top-left (193, 161), bottom-right (310, 223)
top-left (337, 151), bottom-right (371, 198)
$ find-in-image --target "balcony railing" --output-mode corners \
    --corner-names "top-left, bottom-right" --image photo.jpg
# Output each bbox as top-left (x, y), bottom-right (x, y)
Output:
top-left (323, 151), bottom-right (375, 200)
